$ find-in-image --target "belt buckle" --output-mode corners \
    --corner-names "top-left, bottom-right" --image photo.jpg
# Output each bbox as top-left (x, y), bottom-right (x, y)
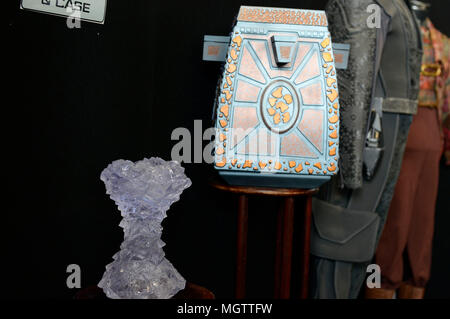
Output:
top-left (421, 63), bottom-right (442, 77)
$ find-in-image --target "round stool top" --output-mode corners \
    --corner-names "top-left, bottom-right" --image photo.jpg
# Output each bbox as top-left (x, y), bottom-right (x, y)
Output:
top-left (209, 178), bottom-right (319, 197)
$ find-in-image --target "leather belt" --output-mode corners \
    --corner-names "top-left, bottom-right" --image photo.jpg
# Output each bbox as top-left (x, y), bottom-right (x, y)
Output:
top-left (419, 102), bottom-right (438, 108)
top-left (374, 97), bottom-right (419, 115)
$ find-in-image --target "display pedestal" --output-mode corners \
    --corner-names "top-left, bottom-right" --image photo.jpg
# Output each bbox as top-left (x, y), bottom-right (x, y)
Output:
top-left (209, 177), bottom-right (318, 299)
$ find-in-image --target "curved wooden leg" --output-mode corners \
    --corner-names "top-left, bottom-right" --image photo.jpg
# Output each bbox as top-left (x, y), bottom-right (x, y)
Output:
top-left (279, 197), bottom-right (295, 299)
top-left (236, 195), bottom-right (248, 299)
top-left (274, 199), bottom-right (284, 298)
top-left (300, 195), bottom-right (312, 299)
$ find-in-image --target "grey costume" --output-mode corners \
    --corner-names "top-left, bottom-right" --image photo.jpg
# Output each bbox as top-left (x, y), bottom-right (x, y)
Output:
top-left (310, 0), bottom-right (423, 299)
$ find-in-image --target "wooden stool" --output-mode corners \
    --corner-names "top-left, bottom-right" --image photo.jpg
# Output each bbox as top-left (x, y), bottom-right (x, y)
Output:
top-left (210, 179), bottom-right (318, 299)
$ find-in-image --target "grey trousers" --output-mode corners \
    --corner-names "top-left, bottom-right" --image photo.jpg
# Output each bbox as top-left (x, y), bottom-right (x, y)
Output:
top-left (310, 112), bottom-right (413, 299)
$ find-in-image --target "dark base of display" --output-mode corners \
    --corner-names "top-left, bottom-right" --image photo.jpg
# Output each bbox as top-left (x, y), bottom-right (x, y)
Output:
top-left (74, 282), bottom-right (215, 300)
top-left (218, 171), bottom-right (330, 189)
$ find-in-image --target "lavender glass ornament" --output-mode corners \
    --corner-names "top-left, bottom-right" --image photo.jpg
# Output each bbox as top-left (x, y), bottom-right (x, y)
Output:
top-left (98, 158), bottom-right (191, 299)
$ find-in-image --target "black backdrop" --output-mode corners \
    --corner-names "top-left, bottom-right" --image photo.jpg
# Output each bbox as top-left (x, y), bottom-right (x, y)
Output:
top-left (5, 0), bottom-right (450, 299)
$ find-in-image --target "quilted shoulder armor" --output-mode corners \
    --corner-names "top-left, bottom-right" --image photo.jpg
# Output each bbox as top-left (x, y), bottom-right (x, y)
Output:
top-left (325, 0), bottom-right (380, 189)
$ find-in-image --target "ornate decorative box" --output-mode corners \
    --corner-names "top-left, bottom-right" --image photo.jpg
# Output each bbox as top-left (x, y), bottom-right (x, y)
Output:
top-left (213, 6), bottom-right (341, 188)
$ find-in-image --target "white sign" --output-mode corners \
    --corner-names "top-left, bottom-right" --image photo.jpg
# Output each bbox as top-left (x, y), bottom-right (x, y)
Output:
top-left (20, 0), bottom-right (107, 24)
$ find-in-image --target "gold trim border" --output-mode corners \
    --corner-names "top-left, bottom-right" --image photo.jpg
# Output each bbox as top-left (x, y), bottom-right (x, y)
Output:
top-left (237, 6), bottom-right (328, 27)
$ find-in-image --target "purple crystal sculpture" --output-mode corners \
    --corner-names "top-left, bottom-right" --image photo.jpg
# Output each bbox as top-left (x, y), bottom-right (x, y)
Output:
top-left (98, 157), bottom-right (191, 299)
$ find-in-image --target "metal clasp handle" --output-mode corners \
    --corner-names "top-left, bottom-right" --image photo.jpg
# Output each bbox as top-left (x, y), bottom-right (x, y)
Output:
top-left (421, 63), bottom-right (442, 77)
